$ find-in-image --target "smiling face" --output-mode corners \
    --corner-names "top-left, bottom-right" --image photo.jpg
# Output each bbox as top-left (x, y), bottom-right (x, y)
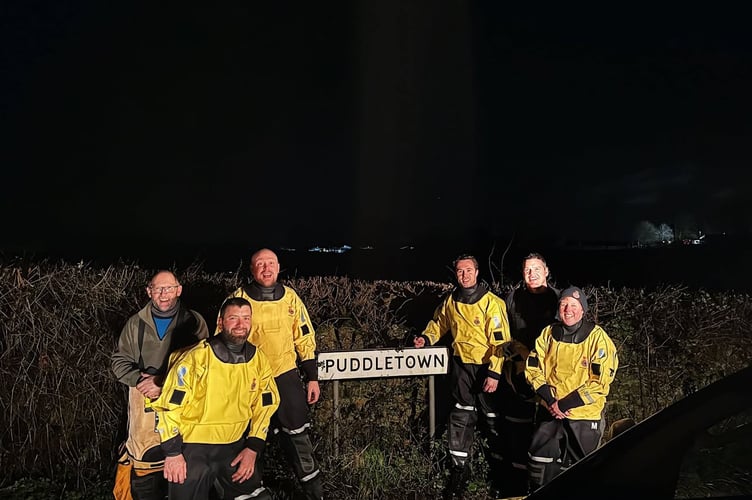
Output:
top-left (559, 296), bottom-right (584, 327)
top-left (455, 259), bottom-right (479, 289)
top-left (218, 304), bottom-right (252, 345)
top-left (251, 249), bottom-right (280, 287)
top-left (146, 271), bottom-right (182, 312)
top-left (523, 257), bottom-right (549, 291)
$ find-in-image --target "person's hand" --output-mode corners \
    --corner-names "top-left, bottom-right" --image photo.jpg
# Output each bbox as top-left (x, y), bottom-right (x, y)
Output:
top-left (164, 454), bottom-right (187, 484)
top-left (549, 400), bottom-right (571, 419)
top-left (413, 336), bottom-right (426, 348)
top-left (231, 448), bottom-right (258, 483)
top-left (307, 381), bottom-right (320, 404)
top-left (136, 373), bottom-right (162, 399)
top-left (483, 377), bottom-right (498, 393)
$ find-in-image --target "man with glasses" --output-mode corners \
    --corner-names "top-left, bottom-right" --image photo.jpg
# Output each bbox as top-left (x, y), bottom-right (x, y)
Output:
top-left (413, 254), bottom-right (511, 499)
top-left (112, 270), bottom-right (209, 500)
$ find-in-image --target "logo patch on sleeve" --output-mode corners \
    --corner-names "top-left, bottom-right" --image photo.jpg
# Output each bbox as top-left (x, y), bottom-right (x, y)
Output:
top-left (492, 315), bottom-right (501, 328)
top-left (177, 366), bottom-right (187, 387)
top-left (597, 348), bottom-right (606, 359)
top-left (262, 392), bottom-right (273, 406)
top-left (169, 390), bottom-right (186, 405)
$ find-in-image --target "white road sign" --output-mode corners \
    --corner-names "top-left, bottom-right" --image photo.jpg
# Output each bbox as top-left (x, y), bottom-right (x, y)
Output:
top-left (317, 346), bottom-right (449, 381)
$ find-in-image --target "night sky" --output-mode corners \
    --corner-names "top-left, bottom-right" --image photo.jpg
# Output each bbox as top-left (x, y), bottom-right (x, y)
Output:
top-left (2, 2), bottom-right (751, 265)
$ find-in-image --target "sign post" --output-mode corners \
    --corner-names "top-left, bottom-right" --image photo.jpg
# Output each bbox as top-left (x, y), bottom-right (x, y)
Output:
top-left (318, 346), bottom-right (449, 448)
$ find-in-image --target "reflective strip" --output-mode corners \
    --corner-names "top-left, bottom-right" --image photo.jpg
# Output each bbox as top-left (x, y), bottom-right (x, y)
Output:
top-left (512, 462), bottom-right (528, 470)
top-left (300, 469), bottom-right (320, 482)
top-left (485, 412), bottom-right (498, 418)
top-left (583, 390), bottom-right (595, 404)
top-left (489, 452), bottom-right (504, 461)
top-left (455, 403), bottom-right (475, 411)
top-left (505, 415), bottom-right (533, 423)
top-left (450, 450), bottom-right (469, 458)
top-left (234, 487), bottom-right (266, 499)
top-left (529, 454), bottom-right (554, 463)
top-left (281, 422), bottom-right (311, 435)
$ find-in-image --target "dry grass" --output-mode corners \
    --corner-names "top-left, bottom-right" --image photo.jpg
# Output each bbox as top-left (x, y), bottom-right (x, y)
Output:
top-left (1, 259), bottom-right (751, 498)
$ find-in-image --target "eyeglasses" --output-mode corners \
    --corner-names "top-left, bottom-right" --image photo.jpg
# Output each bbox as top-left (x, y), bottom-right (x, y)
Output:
top-left (149, 285), bottom-right (179, 294)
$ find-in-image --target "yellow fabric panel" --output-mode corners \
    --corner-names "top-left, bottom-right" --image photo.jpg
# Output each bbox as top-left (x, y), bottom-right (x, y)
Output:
top-left (422, 290), bottom-right (510, 375)
top-left (153, 340), bottom-right (280, 445)
top-left (224, 286), bottom-right (317, 377)
top-left (526, 324), bottom-right (618, 420)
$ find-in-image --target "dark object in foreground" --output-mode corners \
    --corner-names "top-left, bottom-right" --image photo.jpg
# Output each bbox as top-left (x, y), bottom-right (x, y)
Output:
top-left (527, 364), bottom-right (752, 500)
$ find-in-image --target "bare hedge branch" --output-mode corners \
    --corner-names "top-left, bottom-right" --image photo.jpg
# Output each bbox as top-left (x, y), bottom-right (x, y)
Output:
top-left (1, 260), bottom-right (751, 498)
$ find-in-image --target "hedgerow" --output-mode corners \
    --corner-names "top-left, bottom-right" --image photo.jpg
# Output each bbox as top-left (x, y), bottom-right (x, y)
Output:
top-left (0, 259), bottom-right (750, 499)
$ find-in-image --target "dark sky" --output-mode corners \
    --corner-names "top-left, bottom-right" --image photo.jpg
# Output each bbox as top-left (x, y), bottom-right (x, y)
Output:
top-left (2, 2), bottom-right (751, 264)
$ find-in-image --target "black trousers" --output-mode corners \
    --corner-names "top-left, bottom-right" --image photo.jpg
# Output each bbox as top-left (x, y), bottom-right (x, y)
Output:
top-left (528, 409), bottom-right (603, 490)
top-left (272, 369), bottom-right (310, 432)
top-left (446, 359), bottom-right (500, 469)
top-left (491, 371), bottom-right (537, 496)
top-left (168, 440), bottom-right (270, 500)
top-left (270, 369), bottom-right (322, 500)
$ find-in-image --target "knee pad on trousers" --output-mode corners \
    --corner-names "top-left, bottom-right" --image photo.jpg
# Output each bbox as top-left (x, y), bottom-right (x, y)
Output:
top-left (448, 405), bottom-right (477, 468)
top-left (279, 430), bottom-right (322, 498)
top-left (528, 454), bottom-right (561, 491)
top-left (130, 468), bottom-right (167, 500)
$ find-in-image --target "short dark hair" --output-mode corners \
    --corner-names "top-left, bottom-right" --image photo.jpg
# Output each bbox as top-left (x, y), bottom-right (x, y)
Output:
top-left (220, 297), bottom-right (252, 317)
top-left (523, 252), bottom-right (548, 268)
top-left (453, 254), bottom-right (479, 270)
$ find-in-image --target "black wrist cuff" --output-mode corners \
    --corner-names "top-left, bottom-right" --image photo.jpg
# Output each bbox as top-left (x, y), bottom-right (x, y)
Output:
top-left (161, 435), bottom-right (183, 456)
top-left (244, 437), bottom-right (266, 453)
top-left (536, 384), bottom-right (557, 406)
top-left (300, 359), bottom-right (318, 382)
top-left (558, 391), bottom-right (586, 413)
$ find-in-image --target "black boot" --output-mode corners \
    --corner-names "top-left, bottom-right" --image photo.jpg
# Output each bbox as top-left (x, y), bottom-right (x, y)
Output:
top-left (443, 465), bottom-right (469, 499)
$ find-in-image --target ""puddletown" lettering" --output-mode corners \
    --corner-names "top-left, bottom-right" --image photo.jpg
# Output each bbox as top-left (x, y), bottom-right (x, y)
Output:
top-left (318, 347), bottom-right (449, 381)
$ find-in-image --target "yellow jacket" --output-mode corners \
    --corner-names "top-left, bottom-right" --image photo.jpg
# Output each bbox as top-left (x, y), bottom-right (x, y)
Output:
top-left (526, 321), bottom-right (618, 420)
top-left (152, 337), bottom-right (280, 454)
top-left (421, 284), bottom-right (510, 376)
top-left (224, 284), bottom-right (318, 380)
